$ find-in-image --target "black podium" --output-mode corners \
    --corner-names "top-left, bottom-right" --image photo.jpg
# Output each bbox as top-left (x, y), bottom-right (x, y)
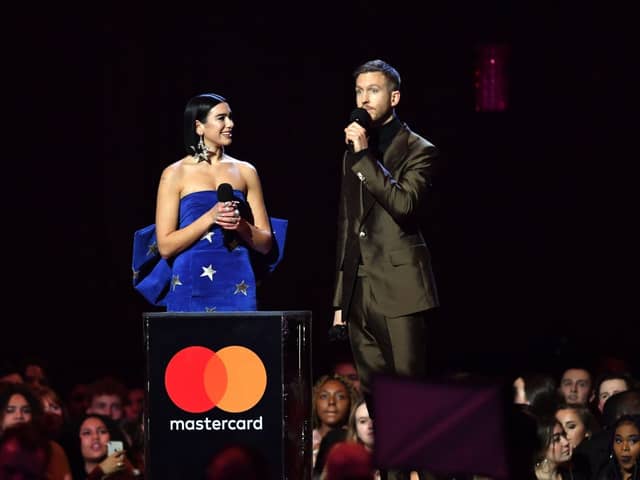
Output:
top-left (143, 311), bottom-right (312, 479)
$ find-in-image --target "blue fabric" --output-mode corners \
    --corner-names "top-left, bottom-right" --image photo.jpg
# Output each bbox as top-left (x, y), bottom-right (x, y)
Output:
top-left (132, 190), bottom-right (287, 312)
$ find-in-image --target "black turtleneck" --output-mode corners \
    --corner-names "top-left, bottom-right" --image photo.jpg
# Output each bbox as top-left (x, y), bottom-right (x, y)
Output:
top-left (373, 114), bottom-right (402, 159)
top-left (352, 114), bottom-right (402, 163)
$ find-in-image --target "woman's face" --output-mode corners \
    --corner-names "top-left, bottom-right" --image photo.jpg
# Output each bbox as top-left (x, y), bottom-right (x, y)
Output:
top-left (79, 417), bottom-right (110, 461)
top-left (546, 422), bottom-right (572, 465)
top-left (2, 394), bottom-right (32, 431)
top-left (613, 420), bottom-right (640, 475)
top-left (354, 403), bottom-right (374, 450)
top-left (556, 408), bottom-right (588, 448)
top-left (316, 379), bottom-right (350, 428)
top-left (199, 102), bottom-right (234, 149)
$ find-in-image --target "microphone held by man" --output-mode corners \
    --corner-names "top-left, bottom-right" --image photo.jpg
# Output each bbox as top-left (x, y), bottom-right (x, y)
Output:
top-left (346, 107), bottom-right (372, 153)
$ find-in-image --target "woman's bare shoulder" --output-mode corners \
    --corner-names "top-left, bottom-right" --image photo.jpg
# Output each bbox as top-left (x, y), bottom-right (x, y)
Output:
top-left (223, 154), bottom-right (257, 172)
top-left (161, 156), bottom-right (193, 179)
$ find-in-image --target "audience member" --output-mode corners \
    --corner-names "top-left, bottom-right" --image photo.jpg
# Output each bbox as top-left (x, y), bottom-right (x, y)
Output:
top-left (312, 374), bottom-right (358, 468)
top-left (65, 413), bottom-right (136, 480)
top-left (594, 414), bottom-right (640, 480)
top-left (205, 444), bottom-right (270, 480)
top-left (558, 367), bottom-right (594, 406)
top-left (0, 422), bottom-right (50, 480)
top-left (594, 371), bottom-right (636, 414)
top-left (322, 442), bottom-right (374, 480)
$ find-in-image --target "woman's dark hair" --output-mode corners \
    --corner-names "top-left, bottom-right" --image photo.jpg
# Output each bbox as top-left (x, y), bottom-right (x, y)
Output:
top-left (601, 414), bottom-right (640, 480)
top-left (556, 401), bottom-right (601, 437)
top-left (64, 413), bottom-right (129, 479)
top-left (533, 415), bottom-right (561, 465)
top-left (0, 382), bottom-right (44, 429)
top-left (183, 93), bottom-right (227, 154)
top-left (524, 374), bottom-right (560, 417)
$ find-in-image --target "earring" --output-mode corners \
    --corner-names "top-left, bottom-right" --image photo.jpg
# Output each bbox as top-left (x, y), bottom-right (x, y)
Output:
top-left (193, 135), bottom-right (210, 163)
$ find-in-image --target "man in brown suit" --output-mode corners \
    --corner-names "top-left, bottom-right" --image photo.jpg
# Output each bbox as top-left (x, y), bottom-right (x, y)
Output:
top-left (332, 59), bottom-right (439, 479)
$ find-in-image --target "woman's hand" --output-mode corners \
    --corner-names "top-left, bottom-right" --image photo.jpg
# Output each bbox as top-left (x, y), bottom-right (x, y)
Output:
top-left (99, 450), bottom-right (128, 476)
top-left (212, 201), bottom-right (242, 230)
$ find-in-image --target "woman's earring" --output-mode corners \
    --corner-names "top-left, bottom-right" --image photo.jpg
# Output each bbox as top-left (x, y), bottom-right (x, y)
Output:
top-left (194, 135), bottom-right (210, 163)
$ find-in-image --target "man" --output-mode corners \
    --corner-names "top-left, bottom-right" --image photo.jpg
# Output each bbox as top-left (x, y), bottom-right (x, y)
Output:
top-left (558, 367), bottom-right (594, 406)
top-left (595, 371), bottom-right (634, 413)
top-left (332, 59), bottom-right (439, 479)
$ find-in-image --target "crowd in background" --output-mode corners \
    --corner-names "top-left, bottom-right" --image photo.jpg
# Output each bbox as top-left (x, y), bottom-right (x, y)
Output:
top-left (1, 348), bottom-right (638, 479)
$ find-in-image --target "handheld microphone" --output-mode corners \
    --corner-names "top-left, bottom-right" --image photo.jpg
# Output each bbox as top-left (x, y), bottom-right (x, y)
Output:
top-left (217, 183), bottom-right (239, 251)
top-left (347, 108), bottom-right (372, 153)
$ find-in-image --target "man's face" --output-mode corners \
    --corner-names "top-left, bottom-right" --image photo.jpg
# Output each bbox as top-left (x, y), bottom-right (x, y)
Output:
top-left (334, 361), bottom-right (360, 393)
top-left (87, 394), bottom-right (123, 421)
top-left (559, 368), bottom-right (593, 405)
top-left (355, 71), bottom-right (399, 125)
top-left (598, 379), bottom-right (629, 413)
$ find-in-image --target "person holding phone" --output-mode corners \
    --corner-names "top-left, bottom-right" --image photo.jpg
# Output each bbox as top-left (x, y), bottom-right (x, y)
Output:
top-left (65, 413), bottom-right (137, 479)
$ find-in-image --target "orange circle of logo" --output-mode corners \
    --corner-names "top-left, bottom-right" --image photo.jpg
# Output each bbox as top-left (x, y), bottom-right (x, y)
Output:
top-left (164, 345), bottom-right (267, 413)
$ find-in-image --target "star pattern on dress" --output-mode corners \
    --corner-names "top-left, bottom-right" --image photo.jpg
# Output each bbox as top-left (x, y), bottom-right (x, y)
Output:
top-left (234, 280), bottom-right (249, 296)
top-left (200, 264), bottom-right (216, 281)
top-left (171, 275), bottom-right (183, 291)
top-left (205, 306), bottom-right (217, 312)
top-left (132, 267), bottom-right (139, 281)
top-left (201, 231), bottom-right (214, 243)
top-left (147, 241), bottom-right (158, 256)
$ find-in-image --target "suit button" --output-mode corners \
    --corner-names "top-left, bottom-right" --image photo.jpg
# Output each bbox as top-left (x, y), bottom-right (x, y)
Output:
top-left (359, 231), bottom-right (367, 238)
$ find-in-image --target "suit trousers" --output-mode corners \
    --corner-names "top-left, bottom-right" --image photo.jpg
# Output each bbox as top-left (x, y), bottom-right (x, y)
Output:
top-left (348, 268), bottom-right (429, 480)
top-left (347, 267), bottom-right (428, 416)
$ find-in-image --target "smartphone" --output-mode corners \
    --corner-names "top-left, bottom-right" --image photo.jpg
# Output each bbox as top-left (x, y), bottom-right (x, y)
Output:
top-left (107, 440), bottom-right (124, 456)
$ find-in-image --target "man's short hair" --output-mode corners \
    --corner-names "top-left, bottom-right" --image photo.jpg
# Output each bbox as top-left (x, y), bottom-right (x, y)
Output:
top-left (353, 59), bottom-right (401, 91)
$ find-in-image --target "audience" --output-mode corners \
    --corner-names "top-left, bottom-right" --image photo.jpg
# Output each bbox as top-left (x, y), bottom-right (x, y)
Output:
top-left (0, 347), bottom-right (635, 479)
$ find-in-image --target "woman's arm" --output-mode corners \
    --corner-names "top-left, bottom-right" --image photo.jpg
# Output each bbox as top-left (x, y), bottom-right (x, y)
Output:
top-left (232, 164), bottom-right (273, 255)
top-left (155, 163), bottom-right (217, 259)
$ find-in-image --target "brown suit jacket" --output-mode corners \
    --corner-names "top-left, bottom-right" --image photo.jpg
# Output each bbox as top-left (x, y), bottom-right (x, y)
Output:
top-left (333, 123), bottom-right (439, 319)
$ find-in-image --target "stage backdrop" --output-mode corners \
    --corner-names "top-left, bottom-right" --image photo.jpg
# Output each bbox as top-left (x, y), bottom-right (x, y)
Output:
top-left (143, 311), bottom-right (312, 479)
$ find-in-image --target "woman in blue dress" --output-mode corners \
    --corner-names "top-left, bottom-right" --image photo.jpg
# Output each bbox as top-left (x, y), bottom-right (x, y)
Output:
top-left (142, 93), bottom-right (275, 312)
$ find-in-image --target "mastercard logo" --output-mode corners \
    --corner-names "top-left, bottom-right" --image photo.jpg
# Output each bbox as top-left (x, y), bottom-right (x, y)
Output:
top-left (164, 345), bottom-right (267, 414)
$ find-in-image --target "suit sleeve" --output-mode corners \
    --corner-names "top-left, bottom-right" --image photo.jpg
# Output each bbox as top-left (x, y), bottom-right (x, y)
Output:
top-left (332, 152), bottom-right (349, 308)
top-left (352, 138), bottom-right (437, 225)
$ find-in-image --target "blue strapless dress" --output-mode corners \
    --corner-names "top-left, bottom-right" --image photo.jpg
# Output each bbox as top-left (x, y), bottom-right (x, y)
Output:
top-left (132, 190), bottom-right (287, 312)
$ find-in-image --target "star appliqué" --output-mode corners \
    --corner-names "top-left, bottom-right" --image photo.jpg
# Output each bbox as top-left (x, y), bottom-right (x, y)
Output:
top-left (147, 241), bottom-right (158, 256)
top-left (201, 231), bottom-right (214, 243)
top-left (171, 275), bottom-right (183, 291)
top-left (200, 264), bottom-right (216, 281)
top-left (234, 280), bottom-right (249, 296)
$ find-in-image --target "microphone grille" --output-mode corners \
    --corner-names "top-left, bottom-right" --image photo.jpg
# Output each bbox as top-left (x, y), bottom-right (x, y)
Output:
top-left (349, 108), bottom-right (372, 130)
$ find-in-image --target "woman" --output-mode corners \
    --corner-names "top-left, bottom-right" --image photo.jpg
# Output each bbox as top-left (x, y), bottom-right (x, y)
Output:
top-left (311, 374), bottom-right (357, 468)
top-left (533, 416), bottom-right (586, 480)
top-left (0, 382), bottom-right (72, 480)
top-left (347, 397), bottom-right (374, 451)
top-left (555, 402), bottom-right (599, 449)
top-left (596, 414), bottom-right (640, 480)
top-left (133, 92), bottom-right (286, 311)
top-left (68, 413), bottom-right (136, 479)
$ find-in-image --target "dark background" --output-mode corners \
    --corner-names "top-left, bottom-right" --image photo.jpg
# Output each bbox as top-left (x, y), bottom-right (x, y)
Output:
top-left (5, 3), bottom-right (637, 393)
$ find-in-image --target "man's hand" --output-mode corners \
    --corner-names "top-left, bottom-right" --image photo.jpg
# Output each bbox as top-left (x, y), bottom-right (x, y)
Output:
top-left (328, 310), bottom-right (348, 342)
top-left (333, 309), bottom-right (344, 326)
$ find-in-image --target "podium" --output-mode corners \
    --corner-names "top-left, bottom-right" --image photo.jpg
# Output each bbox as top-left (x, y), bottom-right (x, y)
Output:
top-left (143, 311), bottom-right (312, 479)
